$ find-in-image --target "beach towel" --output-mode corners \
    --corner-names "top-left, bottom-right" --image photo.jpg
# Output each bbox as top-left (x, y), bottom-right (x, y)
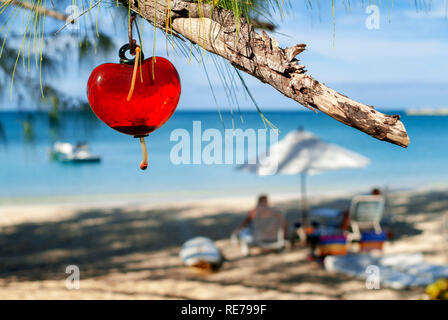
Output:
top-left (180, 237), bottom-right (223, 269)
top-left (324, 253), bottom-right (448, 289)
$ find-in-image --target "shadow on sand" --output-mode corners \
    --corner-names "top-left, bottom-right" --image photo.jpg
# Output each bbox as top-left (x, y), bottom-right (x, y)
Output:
top-left (0, 190), bottom-right (444, 297)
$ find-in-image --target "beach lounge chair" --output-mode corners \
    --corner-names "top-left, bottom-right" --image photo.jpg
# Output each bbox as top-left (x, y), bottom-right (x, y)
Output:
top-left (236, 207), bottom-right (287, 256)
top-left (349, 195), bottom-right (385, 241)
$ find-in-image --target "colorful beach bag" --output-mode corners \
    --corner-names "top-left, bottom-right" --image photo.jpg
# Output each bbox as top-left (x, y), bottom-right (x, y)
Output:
top-left (359, 231), bottom-right (387, 252)
top-left (318, 235), bottom-right (347, 257)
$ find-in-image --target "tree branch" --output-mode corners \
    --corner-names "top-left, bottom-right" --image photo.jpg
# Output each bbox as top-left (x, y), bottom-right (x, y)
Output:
top-left (8, 0), bottom-right (410, 147)
top-left (0, 0), bottom-right (68, 21)
top-left (121, 0), bottom-right (409, 147)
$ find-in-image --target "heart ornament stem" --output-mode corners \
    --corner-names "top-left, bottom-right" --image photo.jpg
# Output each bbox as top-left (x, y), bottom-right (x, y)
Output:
top-left (128, 46), bottom-right (149, 171)
top-left (139, 137), bottom-right (148, 170)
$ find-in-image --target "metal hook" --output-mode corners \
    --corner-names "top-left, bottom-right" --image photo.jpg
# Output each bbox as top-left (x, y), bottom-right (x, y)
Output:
top-left (119, 43), bottom-right (145, 65)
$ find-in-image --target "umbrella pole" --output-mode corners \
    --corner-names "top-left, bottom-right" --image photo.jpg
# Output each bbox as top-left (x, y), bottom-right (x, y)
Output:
top-left (301, 172), bottom-right (309, 228)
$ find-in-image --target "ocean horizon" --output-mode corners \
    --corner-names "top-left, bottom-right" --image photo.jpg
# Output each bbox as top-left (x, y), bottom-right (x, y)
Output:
top-left (1, 110), bottom-right (447, 205)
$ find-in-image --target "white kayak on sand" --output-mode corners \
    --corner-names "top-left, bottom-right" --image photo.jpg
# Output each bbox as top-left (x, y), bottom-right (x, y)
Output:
top-left (180, 237), bottom-right (223, 269)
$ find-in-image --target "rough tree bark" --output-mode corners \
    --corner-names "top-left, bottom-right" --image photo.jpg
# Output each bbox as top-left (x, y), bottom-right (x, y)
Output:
top-left (119, 0), bottom-right (409, 147)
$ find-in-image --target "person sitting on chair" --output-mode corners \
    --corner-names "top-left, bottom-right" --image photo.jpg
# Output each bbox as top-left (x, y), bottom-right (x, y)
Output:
top-left (232, 195), bottom-right (288, 244)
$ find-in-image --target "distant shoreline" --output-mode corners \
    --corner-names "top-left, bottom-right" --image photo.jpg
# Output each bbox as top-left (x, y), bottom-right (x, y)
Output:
top-left (0, 109), bottom-right (410, 114)
top-left (406, 108), bottom-right (448, 116)
top-left (2, 182), bottom-right (447, 209)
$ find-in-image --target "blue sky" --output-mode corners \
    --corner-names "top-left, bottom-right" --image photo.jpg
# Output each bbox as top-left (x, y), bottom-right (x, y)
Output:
top-left (4, 0), bottom-right (448, 111)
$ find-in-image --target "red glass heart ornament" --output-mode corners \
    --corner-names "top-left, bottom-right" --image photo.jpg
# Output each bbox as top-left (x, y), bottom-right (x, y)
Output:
top-left (87, 56), bottom-right (181, 137)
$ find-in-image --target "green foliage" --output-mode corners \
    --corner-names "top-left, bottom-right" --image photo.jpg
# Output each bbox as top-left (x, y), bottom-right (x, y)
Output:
top-left (78, 33), bottom-right (114, 62)
top-left (0, 0), bottom-right (114, 108)
top-left (205, 0), bottom-right (287, 20)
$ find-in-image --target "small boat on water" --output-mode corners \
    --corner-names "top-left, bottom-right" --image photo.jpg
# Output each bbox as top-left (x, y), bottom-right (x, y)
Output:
top-left (49, 142), bottom-right (101, 163)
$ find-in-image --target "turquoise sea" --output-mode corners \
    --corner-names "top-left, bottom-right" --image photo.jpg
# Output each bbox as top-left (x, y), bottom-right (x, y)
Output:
top-left (0, 110), bottom-right (447, 204)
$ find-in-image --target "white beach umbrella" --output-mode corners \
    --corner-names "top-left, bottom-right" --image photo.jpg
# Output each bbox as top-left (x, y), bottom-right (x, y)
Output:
top-left (237, 128), bottom-right (370, 225)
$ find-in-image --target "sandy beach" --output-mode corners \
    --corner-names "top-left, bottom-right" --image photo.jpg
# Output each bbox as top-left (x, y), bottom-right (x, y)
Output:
top-left (0, 187), bottom-right (447, 300)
